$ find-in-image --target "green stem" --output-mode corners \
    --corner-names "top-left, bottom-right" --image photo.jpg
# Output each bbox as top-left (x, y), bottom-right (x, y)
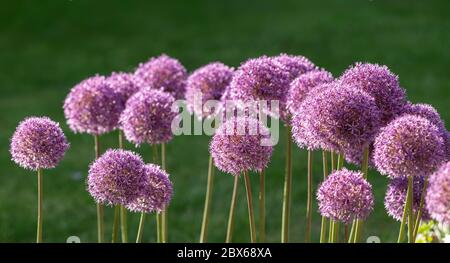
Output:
top-left (136, 212), bottom-right (146, 243)
top-left (305, 150), bottom-right (313, 243)
top-left (118, 130), bottom-right (124, 149)
top-left (161, 143), bottom-right (168, 243)
top-left (94, 135), bottom-right (104, 243)
top-left (353, 147), bottom-right (369, 243)
top-left (348, 220), bottom-right (356, 243)
top-left (328, 219), bottom-right (333, 243)
top-left (226, 176), bottom-right (239, 243)
top-left (397, 176), bottom-right (413, 243)
top-left (281, 125), bottom-right (292, 243)
top-left (200, 154), bottom-right (215, 243)
top-left (244, 171), bottom-right (257, 243)
top-left (156, 213), bottom-right (162, 243)
top-left (320, 151), bottom-right (329, 243)
top-left (120, 206), bottom-right (128, 243)
top-left (332, 221), bottom-right (340, 243)
top-left (112, 206), bottom-right (120, 243)
top-left (413, 178), bottom-right (428, 241)
top-left (36, 169), bottom-right (43, 243)
top-left (259, 170), bottom-right (266, 243)
top-left (330, 152), bottom-right (336, 171)
top-left (407, 176), bottom-right (414, 243)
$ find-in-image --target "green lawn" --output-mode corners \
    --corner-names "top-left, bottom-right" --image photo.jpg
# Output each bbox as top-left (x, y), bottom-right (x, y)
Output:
top-left (0, 0), bottom-right (449, 243)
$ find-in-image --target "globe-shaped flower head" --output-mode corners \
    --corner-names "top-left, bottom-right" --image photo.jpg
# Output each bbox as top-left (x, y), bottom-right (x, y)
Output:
top-left (209, 117), bottom-right (273, 176)
top-left (338, 63), bottom-right (406, 125)
top-left (134, 54), bottom-right (187, 100)
top-left (286, 69), bottom-right (333, 115)
top-left (87, 149), bottom-right (146, 206)
top-left (120, 88), bottom-right (177, 145)
top-left (185, 62), bottom-right (234, 118)
top-left (227, 56), bottom-right (291, 121)
top-left (272, 53), bottom-right (317, 81)
top-left (317, 168), bottom-right (374, 224)
top-left (292, 83), bottom-right (382, 152)
top-left (126, 164), bottom-right (173, 213)
top-left (10, 117), bottom-right (69, 171)
top-left (106, 72), bottom-right (141, 102)
top-left (373, 115), bottom-right (446, 178)
top-left (384, 176), bottom-right (430, 222)
top-left (426, 161), bottom-right (450, 224)
top-left (64, 75), bottom-right (124, 135)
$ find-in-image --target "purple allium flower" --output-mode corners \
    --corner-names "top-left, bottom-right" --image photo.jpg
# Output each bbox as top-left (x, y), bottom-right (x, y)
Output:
top-left (338, 63), bottom-right (406, 125)
top-left (401, 102), bottom-right (449, 158)
top-left (291, 83), bottom-right (382, 152)
top-left (272, 53), bottom-right (317, 81)
top-left (343, 144), bottom-right (375, 168)
top-left (134, 54), bottom-right (187, 100)
top-left (286, 69), bottom-right (333, 115)
top-left (384, 176), bottom-right (430, 222)
top-left (126, 164), bottom-right (173, 213)
top-left (64, 75), bottom-right (124, 135)
top-left (87, 149), bottom-right (146, 206)
top-left (227, 56), bottom-right (292, 121)
top-left (106, 72), bottom-right (141, 102)
top-left (373, 115), bottom-right (446, 178)
top-left (317, 168), bottom-right (374, 224)
top-left (209, 117), bottom-right (273, 176)
top-left (10, 117), bottom-right (69, 171)
top-left (185, 62), bottom-right (234, 118)
top-left (120, 88), bottom-right (177, 145)
top-left (426, 161), bottom-right (450, 224)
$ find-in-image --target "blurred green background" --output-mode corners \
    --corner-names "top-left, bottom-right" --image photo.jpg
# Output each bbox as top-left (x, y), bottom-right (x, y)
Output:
top-left (0, 0), bottom-right (449, 243)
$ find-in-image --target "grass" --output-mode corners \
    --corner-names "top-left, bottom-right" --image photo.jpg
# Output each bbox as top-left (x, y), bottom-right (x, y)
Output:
top-left (0, 0), bottom-right (449, 243)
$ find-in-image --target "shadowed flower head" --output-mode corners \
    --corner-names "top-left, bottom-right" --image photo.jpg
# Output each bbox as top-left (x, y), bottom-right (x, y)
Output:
top-left (10, 117), bottom-right (69, 171)
top-left (134, 54), bottom-right (187, 99)
top-left (338, 63), bottom-right (406, 125)
top-left (227, 56), bottom-right (291, 121)
top-left (385, 176), bottom-right (430, 222)
top-left (287, 69), bottom-right (333, 115)
top-left (426, 161), bottom-right (450, 224)
top-left (343, 144), bottom-right (375, 168)
top-left (209, 117), bottom-right (273, 176)
top-left (126, 164), bottom-right (173, 213)
top-left (292, 83), bottom-right (382, 152)
top-left (106, 72), bottom-right (141, 102)
top-left (185, 62), bottom-right (234, 118)
top-left (64, 75), bottom-right (124, 135)
top-left (120, 88), bottom-right (177, 145)
top-left (87, 149), bottom-right (146, 206)
top-left (272, 53), bottom-right (317, 81)
top-left (317, 168), bottom-right (374, 224)
top-left (373, 115), bottom-right (446, 178)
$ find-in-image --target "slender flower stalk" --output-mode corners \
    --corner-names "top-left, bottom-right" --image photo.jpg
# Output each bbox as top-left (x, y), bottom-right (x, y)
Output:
top-left (320, 151), bottom-right (328, 243)
top-left (200, 154), bottom-right (215, 243)
top-left (136, 213), bottom-right (146, 243)
top-left (407, 176), bottom-right (414, 243)
top-left (112, 206), bottom-right (120, 243)
top-left (226, 176), bottom-right (239, 243)
top-left (397, 176), bottom-right (413, 243)
top-left (161, 143), bottom-right (168, 243)
top-left (151, 144), bottom-right (161, 243)
top-left (413, 178), bottom-right (428, 241)
top-left (259, 170), bottom-right (266, 243)
top-left (244, 171), bottom-right (257, 243)
top-left (94, 135), bottom-right (104, 243)
top-left (281, 126), bottom-right (292, 243)
top-left (118, 130), bottom-right (128, 243)
top-left (305, 150), bottom-right (313, 242)
top-left (330, 152), bottom-right (336, 171)
top-left (37, 169), bottom-right (43, 243)
top-left (330, 153), bottom-right (344, 243)
top-left (353, 147), bottom-right (369, 243)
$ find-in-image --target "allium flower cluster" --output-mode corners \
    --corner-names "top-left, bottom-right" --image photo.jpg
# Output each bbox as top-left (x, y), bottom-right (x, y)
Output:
top-left (384, 176), bottom-right (430, 222)
top-left (338, 63), bottom-right (406, 125)
top-left (185, 62), bottom-right (234, 118)
top-left (10, 117), bottom-right (69, 171)
top-left (120, 88), bottom-right (177, 145)
top-left (426, 161), bottom-right (450, 224)
top-left (272, 53), bottom-right (317, 81)
top-left (64, 75), bottom-right (124, 135)
top-left (373, 115), bottom-right (446, 178)
top-left (87, 149), bottom-right (146, 206)
top-left (126, 164), bottom-right (173, 213)
top-left (317, 168), bottom-right (374, 224)
top-left (134, 54), bottom-right (187, 99)
top-left (106, 72), bottom-right (141, 101)
top-left (286, 69), bottom-right (333, 115)
top-left (209, 117), bottom-right (273, 176)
